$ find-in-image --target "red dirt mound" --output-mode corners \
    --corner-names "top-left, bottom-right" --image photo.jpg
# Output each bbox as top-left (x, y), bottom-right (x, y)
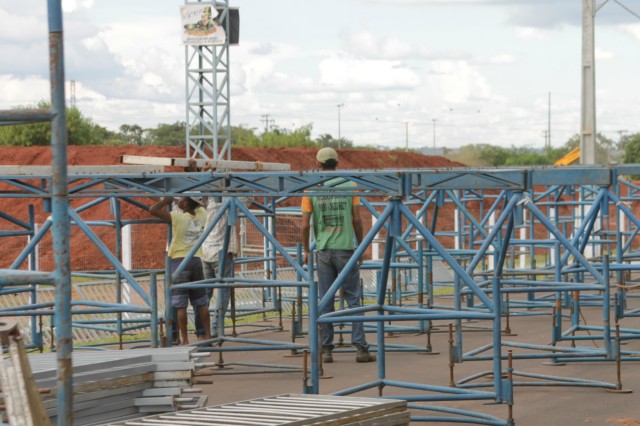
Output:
top-left (0, 146), bottom-right (463, 170)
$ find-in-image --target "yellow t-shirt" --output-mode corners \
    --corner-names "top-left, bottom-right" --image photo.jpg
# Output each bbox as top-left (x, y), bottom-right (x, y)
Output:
top-left (168, 207), bottom-right (206, 259)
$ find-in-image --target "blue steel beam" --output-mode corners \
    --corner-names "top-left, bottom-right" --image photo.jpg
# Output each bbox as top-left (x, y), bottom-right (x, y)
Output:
top-left (0, 166), bottom-right (636, 200)
top-left (0, 109), bottom-right (55, 124)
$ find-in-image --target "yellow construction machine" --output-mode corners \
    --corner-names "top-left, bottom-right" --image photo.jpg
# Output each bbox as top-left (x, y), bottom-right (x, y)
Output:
top-left (554, 146), bottom-right (580, 166)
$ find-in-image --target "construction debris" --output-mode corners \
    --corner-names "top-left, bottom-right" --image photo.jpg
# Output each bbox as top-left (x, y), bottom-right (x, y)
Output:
top-left (2, 347), bottom-right (211, 425)
top-left (0, 319), bottom-right (50, 426)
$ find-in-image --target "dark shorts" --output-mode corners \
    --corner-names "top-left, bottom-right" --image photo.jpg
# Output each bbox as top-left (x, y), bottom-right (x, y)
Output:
top-left (170, 257), bottom-right (208, 309)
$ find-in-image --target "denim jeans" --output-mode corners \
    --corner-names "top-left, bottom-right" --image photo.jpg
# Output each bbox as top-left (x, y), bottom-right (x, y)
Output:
top-left (317, 249), bottom-right (368, 349)
top-left (199, 251), bottom-right (235, 336)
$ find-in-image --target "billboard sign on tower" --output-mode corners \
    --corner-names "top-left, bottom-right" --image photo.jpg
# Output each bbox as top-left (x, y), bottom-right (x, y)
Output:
top-left (180, 4), bottom-right (226, 46)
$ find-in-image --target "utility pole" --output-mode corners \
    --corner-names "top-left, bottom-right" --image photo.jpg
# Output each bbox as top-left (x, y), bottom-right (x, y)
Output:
top-left (70, 80), bottom-right (76, 108)
top-left (404, 121), bottom-right (409, 152)
top-left (432, 119), bottom-right (437, 155)
top-left (547, 92), bottom-right (551, 149)
top-left (580, 0), bottom-right (598, 164)
top-left (542, 130), bottom-right (549, 148)
top-left (261, 114), bottom-right (274, 133)
top-left (337, 103), bottom-right (344, 149)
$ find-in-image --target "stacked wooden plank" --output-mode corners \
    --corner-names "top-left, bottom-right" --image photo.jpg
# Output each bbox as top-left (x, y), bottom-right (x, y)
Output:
top-left (105, 394), bottom-right (411, 425)
top-left (0, 323), bottom-right (50, 426)
top-left (4, 347), bottom-right (211, 425)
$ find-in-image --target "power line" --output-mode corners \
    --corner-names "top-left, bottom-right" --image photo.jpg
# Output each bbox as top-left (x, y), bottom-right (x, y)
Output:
top-left (614, 0), bottom-right (640, 20)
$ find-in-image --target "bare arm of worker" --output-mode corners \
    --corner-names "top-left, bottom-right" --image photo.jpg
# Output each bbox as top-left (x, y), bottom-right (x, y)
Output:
top-left (352, 205), bottom-right (364, 265)
top-left (149, 197), bottom-right (173, 223)
top-left (185, 159), bottom-right (200, 172)
top-left (202, 161), bottom-right (215, 172)
top-left (302, 213), bottom-right (312, 265)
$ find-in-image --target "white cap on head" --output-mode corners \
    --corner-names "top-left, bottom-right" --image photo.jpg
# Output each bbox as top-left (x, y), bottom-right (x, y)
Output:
top-left (316, 147), bottom-right (338, 163)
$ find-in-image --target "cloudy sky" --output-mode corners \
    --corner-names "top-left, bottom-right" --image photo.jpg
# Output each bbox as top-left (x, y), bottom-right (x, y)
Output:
top-left (2, 0), bottom-right (640, 152)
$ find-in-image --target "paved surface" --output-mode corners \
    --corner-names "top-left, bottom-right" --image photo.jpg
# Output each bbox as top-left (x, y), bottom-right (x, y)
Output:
top-left (194, 299), bottom-right (640, 425)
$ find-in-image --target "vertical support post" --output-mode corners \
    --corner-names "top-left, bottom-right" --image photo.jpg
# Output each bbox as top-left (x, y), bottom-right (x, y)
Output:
top-left (121, 224), bottom-right (133, 316)
top-left (164, 255), bottom-right (173, 346)
top-left (454, 207), bottom-right (460, 251)
top-left (488, 212), bottom-right (496, 270)
top-left (150, 273), bottom-right (159, 348)
top-left (602, 254), bottom-right (611, 357)
top-left (549, 205), bottom-right (556, 266)
top-left (112, 199), bottom-right (125, 341)
top-left (28, 205), bottom-right (39, 348)
top-left (519, 209), bottom-right (527, 269)
top-left (308, 253), bottom-right (319, 394)
top-left (48, 0), bottom-right (73, 423)
top-left (371, 213), bottom-right (380, 261)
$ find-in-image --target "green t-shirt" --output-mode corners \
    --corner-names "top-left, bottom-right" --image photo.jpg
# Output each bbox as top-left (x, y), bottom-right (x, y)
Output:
top-left (302, 181), bottom-right (358, 250)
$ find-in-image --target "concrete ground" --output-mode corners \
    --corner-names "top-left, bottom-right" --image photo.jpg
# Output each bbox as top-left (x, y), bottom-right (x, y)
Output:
top-left (194, 299), bottom-right (640, 426)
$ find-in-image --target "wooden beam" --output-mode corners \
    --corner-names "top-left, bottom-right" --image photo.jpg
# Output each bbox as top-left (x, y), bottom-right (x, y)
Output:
top-left (121, 155), bottom-right (291, 171)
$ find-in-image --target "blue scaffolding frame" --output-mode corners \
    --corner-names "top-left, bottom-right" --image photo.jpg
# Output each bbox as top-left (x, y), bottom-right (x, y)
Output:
top-left (3, 2), bottom-right (640, 424)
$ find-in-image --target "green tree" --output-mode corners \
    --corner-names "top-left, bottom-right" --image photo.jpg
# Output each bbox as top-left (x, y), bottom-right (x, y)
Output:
top-left (446, 144), bottom-right (498, 167)
top-left (119, 123), bottom-right (146, 145)
top-left (502, 146), bottom-right (550, 166)
top-left (67, 106), bottom-right (98, 145)
top-left (260, 123), bottom-right (316, 147)
top-left (230, 125), bottom-right (261, 147)
top-left (478, 144), bottom-right (509, 166)
top-left (623, 133), bottom-right (640, 164)
top-left (315, 133), bottom-right (353, 149)
top-left (146, 121), bottom-right (186, 146)
top-left (92, 125), bottom-right (127, 146)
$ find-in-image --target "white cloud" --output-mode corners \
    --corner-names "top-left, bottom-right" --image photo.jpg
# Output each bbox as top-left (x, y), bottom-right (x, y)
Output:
top-left (0, 75), bottom-right (50, 107)
top-left (0, 8), bottom-right (46, 43)
top-left (319, 55), bottom-right (421, 91)
top-left (80, 19), bottom-right (183, 100)
top-left (620, 23), bottom-right (640, 41)
top-left (476, 54), bottom-right (518, 65)
top-left (258, 72), bottom-right (317, 94)
top-left (429, 60), bottom-right (494, 104)
top-left (595, 48), bottom-right (615, 61)
top-left (62, 0), bottom-right (94, 13)
top-left (513, 26), bottom-right (553, 41)
top-left (345, 30), bottom-right (423, 60)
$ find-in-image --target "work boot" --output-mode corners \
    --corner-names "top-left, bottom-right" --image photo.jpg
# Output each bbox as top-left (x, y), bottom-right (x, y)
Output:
top-left (322, 347), bottom-right (333, 364)
top-left (355, 345), bottom-right (376, 363)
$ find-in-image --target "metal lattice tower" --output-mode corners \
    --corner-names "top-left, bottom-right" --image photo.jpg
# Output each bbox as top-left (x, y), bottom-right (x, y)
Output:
top-left (184, 0), bottom-right (232, 161)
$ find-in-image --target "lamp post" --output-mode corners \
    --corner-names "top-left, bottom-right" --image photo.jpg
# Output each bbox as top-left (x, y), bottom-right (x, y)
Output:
top-left (404, 121), bottom-right (409, 152)
top-left (337, 103), bottom-right (344, 149)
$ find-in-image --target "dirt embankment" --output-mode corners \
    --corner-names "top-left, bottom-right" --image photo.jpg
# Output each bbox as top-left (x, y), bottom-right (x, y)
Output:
top-left (0, 146), bottom-right (462, 169)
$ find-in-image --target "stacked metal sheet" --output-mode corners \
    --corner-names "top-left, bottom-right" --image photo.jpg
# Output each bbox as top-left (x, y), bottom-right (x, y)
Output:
top-left (3, 347), bottom-right (211, 425)
top-left (105, 394), bottom-right (410, 425)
